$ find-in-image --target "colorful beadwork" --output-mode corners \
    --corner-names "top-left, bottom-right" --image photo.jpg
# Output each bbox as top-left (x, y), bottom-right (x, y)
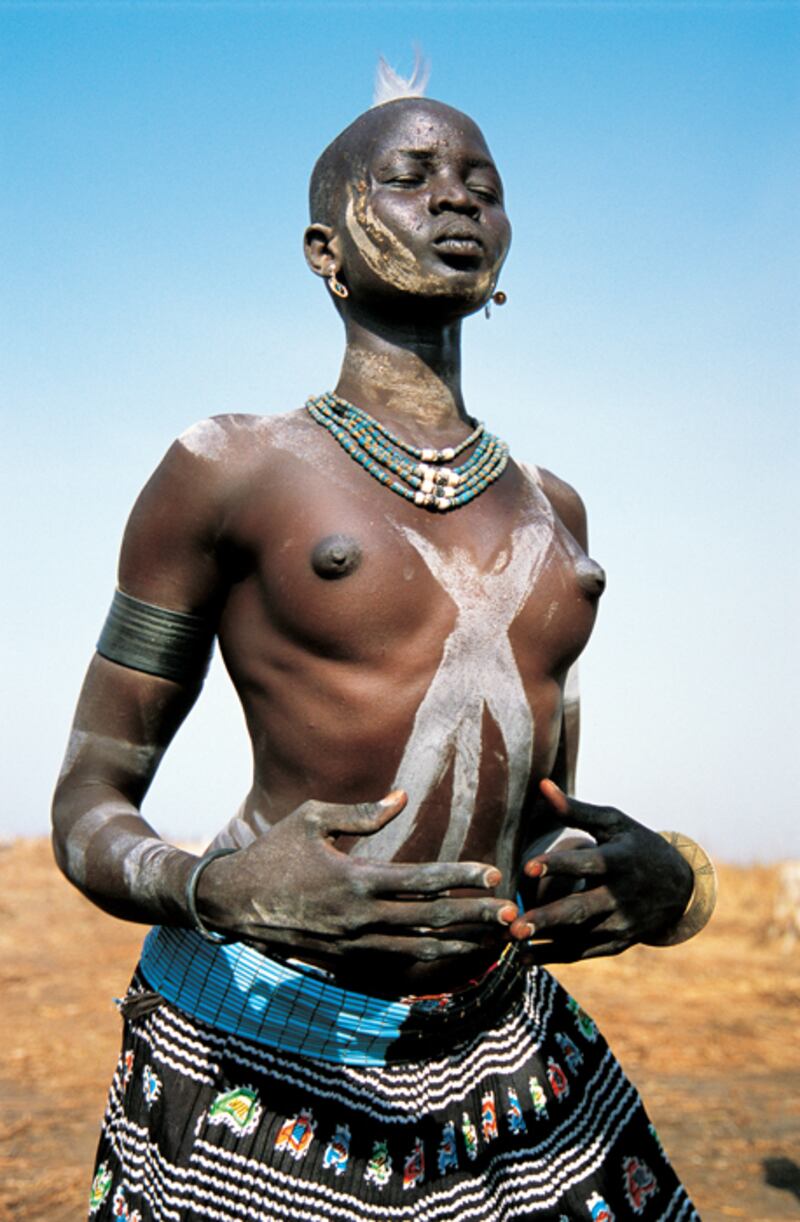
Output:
top-left (141, 1065), bottom-right (161, 1107)
top-left (461, 1111), bottom-right (479, 1160)
top-left (555, 1030), bottom-right (584, 1074)
top-left (481, 1090), bottom-right (499, 1142)
top-left (437, 1121), bottom-right (459, 1174)
top-left (364, 1139), bottom-right (393, 1189)
top-left (567, 995), bottom-right (599, 1042)
top-left (547, 1057), bottom-right (570, 1101)
top-left (622, 1155), bottom-right (659, 1215)
top-left (322, 1124), bottom-right (351, 1176)
top-left (403, 1136), bottom-right (425, 1190)
top-left (529, 1075), bottom-right (549, 1118)
top-left (275, 1107), bottom-right (317, 1159)
top-left (306, 392), bottom-right (509, 513)
top-left (586, 1191), bottom-right (616, 1221)
top-left (506, 1085), bottom-right (527, 1135)
top-left (89, 1162), bottom-right (113, 1213)
top-left (111, 1185), bottom-right (141, 1220)
top-left (207, 1086), bottom-right (262, 1135)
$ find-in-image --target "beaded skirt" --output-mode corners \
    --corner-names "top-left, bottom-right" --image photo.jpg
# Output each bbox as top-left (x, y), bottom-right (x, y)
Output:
top-left (88, 930), bottom-right (698, 1221)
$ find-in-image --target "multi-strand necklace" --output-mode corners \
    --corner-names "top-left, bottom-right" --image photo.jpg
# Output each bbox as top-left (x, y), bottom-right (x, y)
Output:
top-left (306, 392), bottom-right (509, 513)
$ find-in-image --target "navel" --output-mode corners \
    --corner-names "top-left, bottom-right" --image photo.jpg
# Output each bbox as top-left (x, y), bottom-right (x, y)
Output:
top-left (310, 534), bottom-right (363, 580)
top-left (575, 556), bottom-right (607, 598)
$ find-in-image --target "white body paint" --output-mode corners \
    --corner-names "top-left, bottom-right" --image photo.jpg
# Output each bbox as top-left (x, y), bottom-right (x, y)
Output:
top-left (358, 472), bottom-right (557, 874)
top-left (178, 417), bottom-right (231, 461)
top-left (58, 729), bottom-right (162, 784)
top-left (64, 801), bottom-right (133, 885)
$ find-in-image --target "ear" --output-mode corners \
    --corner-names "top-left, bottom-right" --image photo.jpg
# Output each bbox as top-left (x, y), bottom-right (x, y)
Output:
top-left (303, 223), bottom-right (342, 279)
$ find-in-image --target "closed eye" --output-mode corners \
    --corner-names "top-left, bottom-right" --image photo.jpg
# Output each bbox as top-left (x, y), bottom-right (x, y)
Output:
top-left (468, 183), bottom-right (501, 204)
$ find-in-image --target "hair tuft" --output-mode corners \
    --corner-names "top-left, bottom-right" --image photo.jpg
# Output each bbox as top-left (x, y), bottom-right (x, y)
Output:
top-left (372, 48), bottom-right (431, 107)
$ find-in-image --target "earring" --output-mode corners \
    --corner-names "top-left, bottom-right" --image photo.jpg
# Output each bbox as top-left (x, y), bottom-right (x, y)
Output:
top-left (328, 269), bottom-right (349, 299)
top-left (484, 289), bottom-right (507, 319)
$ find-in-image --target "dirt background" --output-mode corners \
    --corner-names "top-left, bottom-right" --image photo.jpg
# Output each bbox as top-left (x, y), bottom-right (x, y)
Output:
top-left (0, 840), bottom-right (797, 1221)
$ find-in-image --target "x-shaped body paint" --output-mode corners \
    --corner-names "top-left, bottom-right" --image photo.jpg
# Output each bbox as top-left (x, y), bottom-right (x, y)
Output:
top-left (358, 473), bottom-right (557, 871)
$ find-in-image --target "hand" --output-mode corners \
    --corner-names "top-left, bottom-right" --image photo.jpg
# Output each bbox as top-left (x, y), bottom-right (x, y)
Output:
top-left (509, 779), bottom-right (694, 963)
top-left (197, 790), bottom-right (518, 965)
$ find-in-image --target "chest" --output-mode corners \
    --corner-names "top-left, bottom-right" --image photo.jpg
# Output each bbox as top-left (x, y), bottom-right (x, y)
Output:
top-left (223, 451), bottom-right (601, 679)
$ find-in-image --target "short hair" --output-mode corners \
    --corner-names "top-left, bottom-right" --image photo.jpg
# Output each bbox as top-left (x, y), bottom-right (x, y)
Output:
top-left (308, 52), bottom-right (431, 226)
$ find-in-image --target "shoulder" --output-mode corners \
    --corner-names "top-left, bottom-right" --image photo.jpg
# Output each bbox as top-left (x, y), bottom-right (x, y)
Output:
top-left (123, 409), bottom-right (313, 555)
top-left (517, 461), bottom-right (588, 550)
top-left (175, 408), bottom-right (312, 470)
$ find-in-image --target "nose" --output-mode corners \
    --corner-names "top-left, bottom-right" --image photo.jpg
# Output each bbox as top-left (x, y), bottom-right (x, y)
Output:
top-left (428, 170), bottom-right (480, 218)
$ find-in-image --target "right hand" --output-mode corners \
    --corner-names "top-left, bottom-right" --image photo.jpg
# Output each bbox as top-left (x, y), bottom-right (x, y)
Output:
top-left (196, 790), bottom-right (518, 964)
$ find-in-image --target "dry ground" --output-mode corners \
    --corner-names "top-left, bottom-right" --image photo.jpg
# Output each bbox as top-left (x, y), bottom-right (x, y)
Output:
top-left (0, 840), bottom-right (797, 1220)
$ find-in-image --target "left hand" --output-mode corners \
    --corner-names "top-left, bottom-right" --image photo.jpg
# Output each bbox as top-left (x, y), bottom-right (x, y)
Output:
top-left (509, 779), bottom-right (694, 963)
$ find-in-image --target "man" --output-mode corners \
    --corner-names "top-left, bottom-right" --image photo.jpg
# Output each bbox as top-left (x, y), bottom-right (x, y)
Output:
top-left (55, 83), bottom-right (711, 1220)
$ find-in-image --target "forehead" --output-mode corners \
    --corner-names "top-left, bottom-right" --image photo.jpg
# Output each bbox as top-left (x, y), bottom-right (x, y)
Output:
top-left (365, 102), bottom-right (497, 170)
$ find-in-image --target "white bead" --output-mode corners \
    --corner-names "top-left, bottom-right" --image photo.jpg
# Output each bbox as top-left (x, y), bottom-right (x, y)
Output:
top-left (414, 491), bottom-right (427, 505)
top-left (436, 497), bottom-right (450, 511)
top-left (442, 448), bottom-right (455, 461)
top-left (422, 448), bottom-right (436, 462)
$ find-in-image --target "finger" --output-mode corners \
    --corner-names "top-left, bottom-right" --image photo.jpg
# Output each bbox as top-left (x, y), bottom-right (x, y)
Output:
top-left (524, 846), bottom-right (608, 880)
top-left (518, 935), bottom-right (633, 966)
top-left (509, 885), bottom-right (613, 939)
top-left (363, 896), bottom-right (518, 930)
top-left (311, 790), bottom-right (408, 836)
top-left (539, 779), bottom-right (627, 840)
top-left (357, 859), bottom-right (503, 895)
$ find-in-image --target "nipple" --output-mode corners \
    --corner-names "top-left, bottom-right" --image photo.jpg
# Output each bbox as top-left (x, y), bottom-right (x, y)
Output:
top-left (575, 556), bottom-right (606, 598)
top-left (311, 534), bottom-right (363, 580)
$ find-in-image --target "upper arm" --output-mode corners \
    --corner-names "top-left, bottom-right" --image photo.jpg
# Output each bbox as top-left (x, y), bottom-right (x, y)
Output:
top-left (117, 423), bottom-right (236, 614)
top-left (54, 420), bottom-right (240, 810)
top-left (535, 466), bottom-right (589, 553)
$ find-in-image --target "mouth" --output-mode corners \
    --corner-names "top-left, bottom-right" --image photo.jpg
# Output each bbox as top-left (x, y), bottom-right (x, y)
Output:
top-left (432, 227), bottom-right (484, 258)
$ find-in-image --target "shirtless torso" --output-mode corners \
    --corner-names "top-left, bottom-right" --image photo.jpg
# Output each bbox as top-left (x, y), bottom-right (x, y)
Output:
top-left (52, 95), bottom-right (692, 1006)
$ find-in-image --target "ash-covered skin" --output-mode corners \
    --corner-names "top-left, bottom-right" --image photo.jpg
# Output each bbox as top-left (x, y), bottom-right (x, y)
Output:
top-left (344, 185), bottom-right (495, 302)
top-left (52, 94), bottom-right (694, 995)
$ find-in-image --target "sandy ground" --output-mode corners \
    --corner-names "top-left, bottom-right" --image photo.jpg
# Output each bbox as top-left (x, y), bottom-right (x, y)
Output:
top-left (0, 840), bottom-right (797, 1221)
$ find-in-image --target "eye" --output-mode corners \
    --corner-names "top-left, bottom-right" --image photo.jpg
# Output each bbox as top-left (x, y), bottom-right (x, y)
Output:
top-left (468, 182), bottom-right (501, 204)
top-left (388, 174), bottom-right (424, 187)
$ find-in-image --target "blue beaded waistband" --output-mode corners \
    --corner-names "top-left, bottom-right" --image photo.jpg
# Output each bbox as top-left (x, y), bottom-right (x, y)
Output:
top-left (139, 926), bottom-right (524, 1066)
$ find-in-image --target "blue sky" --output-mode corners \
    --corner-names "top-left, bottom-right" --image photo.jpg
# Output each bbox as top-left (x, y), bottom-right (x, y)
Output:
top-left (2, 1), bottom-right (798, 860)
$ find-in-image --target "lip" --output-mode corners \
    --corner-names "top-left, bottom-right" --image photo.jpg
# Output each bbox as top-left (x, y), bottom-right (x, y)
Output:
top-left (432, 228), bottom-right (485, 257)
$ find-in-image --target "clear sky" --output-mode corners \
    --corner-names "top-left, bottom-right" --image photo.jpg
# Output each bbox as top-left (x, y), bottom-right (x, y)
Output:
top-left (2, 0), bottom-right (798, 861)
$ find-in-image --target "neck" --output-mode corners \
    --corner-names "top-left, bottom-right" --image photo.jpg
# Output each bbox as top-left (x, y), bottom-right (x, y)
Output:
top-left (334, 311), bottom-right (467, 434)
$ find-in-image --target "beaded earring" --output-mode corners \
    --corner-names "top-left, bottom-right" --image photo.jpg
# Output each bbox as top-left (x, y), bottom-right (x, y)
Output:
top-left (328, 269), bottom-right (349, 299)
top-left (485, 290), bottom-right (507, 319)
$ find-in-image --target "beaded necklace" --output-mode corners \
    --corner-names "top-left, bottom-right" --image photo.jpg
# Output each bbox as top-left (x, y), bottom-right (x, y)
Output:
top-left (306, 392), bottom-right (510, 512)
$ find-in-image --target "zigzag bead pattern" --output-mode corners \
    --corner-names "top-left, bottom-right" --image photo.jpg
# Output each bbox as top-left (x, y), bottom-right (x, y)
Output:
top-left (306, 392), bottom-right (510, 512)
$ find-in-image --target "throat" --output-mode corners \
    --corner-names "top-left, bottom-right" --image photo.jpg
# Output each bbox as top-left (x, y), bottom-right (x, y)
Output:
top-left (336, 321), bottom-right (466, 434)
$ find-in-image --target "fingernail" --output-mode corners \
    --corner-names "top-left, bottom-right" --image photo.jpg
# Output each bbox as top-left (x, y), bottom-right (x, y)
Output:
top-left (499, 904), bottom-right (518, 924)
top-left (380, 790), bottom-right (404, 808)
top-left (525, 860), bottom-right (547, 877)
top-left (516, 922), bottom-right (535, 938)
top-left (484, 868), bottom-right (502, 887)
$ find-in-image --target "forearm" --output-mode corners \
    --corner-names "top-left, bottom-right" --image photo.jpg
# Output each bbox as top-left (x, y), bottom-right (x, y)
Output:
top-left (52, 776), bottom-right (199, 926)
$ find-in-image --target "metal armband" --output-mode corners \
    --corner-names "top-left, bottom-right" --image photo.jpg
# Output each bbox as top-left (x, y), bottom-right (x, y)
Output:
top-left (97, 588), bottom-right (215, 683)
top-left (643, 832), bottom-right (718, 947)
